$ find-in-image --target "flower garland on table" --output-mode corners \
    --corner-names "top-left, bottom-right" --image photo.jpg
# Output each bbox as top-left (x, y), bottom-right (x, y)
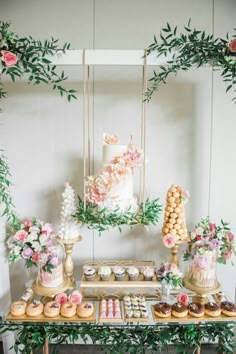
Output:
top-left (183, 216), bottom-right (235, 264)
top-left (146, 21), bottom-right (236, 103)
top-left (7, 217), bottom-right (57, 273)
top-left (0, 21), bottom-right (77, 105)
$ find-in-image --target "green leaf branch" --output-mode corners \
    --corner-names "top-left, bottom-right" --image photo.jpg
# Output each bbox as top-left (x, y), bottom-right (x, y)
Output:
top-left (74, 196), bottom-right (162, 234)
top-left (146, 21), bottom-right (236, 102)
top-left (0, 21), bottom-right (78, 103)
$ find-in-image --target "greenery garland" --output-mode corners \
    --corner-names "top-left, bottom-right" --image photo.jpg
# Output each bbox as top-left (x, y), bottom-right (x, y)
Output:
top-left (0, 21), bottom-right (77, 105)
top-left (74, 196), bottom-right (162, 234)
top-left (145, 21), bottom-right (236, 102)
top-left (0, 322), bottom-right (235, 354)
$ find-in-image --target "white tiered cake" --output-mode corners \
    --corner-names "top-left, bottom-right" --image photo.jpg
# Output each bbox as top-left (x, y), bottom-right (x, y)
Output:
top-left (87, 134), bottom-right (143, 213)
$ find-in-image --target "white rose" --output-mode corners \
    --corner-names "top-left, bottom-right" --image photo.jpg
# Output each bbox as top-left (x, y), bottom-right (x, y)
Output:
top-left (28, 232), bottom-right (38, 242)
top-left (13, 245), bottom-right (21, 256)
top-left (32, 241), bottom-right (42, 252)
top-left (39, 234), bottom-right (48, 246)
top-left (196, 227), bottom-right (204, 236)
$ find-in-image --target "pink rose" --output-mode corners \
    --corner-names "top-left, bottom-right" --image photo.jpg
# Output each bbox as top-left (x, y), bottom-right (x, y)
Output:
top-left (223, 249), bottom-right (232, 260)
top-left (55, 293), bottom-right (68, 305)
top-left (177, 292), bottom-right (189, 306)
top-left (68, 290), bottom-right (82, 304)
top-left (229, 39), bottom-right (236, 53)
top-left (163, 233), bottom-right (176, 248)
top-left (104, 134), bottom-right (120, 145)
top-left (1, 50), bottom-right (18, 67)
top-left (15, 230), bottom-right (28, 242)
top-left (22, 247), bottom-right (33, 259)
top-left (32, 252), bottom-right (39, 263)
top-left (225, 231), bottom-right (234, 242)
top-left (24, 219), bottom-right (32, 227)
top-left (41, 223), bottom-right (54, 236)
top-left (209, 223), bottom-right (216, 231)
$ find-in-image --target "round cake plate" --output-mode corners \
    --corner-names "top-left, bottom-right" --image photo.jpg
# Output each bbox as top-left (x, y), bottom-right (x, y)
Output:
top-left (32, 277), bottom-right (69, 298)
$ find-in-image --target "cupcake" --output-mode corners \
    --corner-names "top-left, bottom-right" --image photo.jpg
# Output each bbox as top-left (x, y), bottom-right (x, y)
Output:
top-left (143, 267), bottom-right (154, 281)
top-left (99, 266), bottom-right (111, 281)
top-left (83, 266), bottom-right (96, 281)
top-left (113, 266), bottom-right (125, 280)
top-left (127, 266), bottom-right (139, 281)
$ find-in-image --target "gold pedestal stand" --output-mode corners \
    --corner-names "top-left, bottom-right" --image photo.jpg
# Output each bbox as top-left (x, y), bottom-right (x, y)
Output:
top-left (32, 277), bottom-right (69, 299)
top-left (59, 235), bottom-right (82, 289)
top-left (170, 240), bottom-right (186, 266)
top-left (183, 276), bottom-right (221, 304)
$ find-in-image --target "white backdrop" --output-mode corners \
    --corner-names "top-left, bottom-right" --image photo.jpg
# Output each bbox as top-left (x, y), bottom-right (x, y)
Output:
top-left (0, 0), bottom-right (236, 301)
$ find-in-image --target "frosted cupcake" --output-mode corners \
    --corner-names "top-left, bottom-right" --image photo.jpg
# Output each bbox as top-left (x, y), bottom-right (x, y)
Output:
top-left (113, 266), bottom-right (125, 280)
top-left (127, 266), bottom-right (139, 281)
top-left (83, 266), bottom-right (96, 281)
top-left (143, 267), bottom-right (154, 281)
top-left (99, 266), bottom-right (112, 281)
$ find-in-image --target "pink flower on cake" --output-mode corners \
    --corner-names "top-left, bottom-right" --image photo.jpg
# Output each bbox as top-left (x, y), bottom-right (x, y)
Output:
top-left (21, 247), bottom-right (33, 259)
top-left (177, 292), bottom-right (189, 306)
top-left (55, 293), bottom-right (68, 305)
top-left (1, 50), bottom-right (18, 67)
top-left (15, 230), bottom-right (28, 242)
top-left (229, 39), bottom-right (236, 53)
top-left (68, 290), bottom-right (82, 304)
top-left (163, 233), bottom-right (176, 248)
top-left (104, 133), bottom-right (120, 145)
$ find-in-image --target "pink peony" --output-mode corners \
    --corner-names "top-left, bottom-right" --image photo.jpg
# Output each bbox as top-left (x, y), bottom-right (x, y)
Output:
top-left (31, 252), bottom-right (39, 263)
top-left (55, 293), bottom-right (68, 305)
top-left (41, 222), bottom-right (54, 236)
top-left (163, 233), bottom-right (176, 248)
top-left (177, 292), bottom-right (189, 306)
top-left (15, 230), bottom-right (28, 242)
top-left (1, 50), bottom-right (18, 67)
top-left (104, 134), bottom-right (120, 145)
top-left (24, 220), bottom-right (32, 228)
top-left (229, 39), bottom-right (236, 53)
top-left (68, 290), bottom-right (82, 304)
top-left (21, 247), bottom-right (33, 259)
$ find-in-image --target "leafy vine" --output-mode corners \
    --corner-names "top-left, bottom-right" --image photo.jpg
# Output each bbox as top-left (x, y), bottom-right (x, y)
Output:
top-left (146, 21), bottom-right (236, 102)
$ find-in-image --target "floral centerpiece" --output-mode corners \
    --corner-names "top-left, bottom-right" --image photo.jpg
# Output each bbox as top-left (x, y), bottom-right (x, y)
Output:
top-left (184, 216), bottom-right (235, 289)
top-left (156, 262), bottom-right (183, 288)
top-left (7, 217), bottom-right (56, 273)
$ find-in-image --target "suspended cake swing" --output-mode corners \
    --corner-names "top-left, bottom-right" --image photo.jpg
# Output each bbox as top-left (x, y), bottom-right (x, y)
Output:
top-left (75, 49), bottom-right (162, 234)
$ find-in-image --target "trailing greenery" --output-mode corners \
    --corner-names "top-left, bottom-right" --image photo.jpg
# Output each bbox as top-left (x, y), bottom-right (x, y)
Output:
top-left (0, 322), bottom-right (235, 353)
top-left (0, 21), bottom-right (77, 104)
top-left (0, 151), bottom-right (18, 224)
top-left (74, 196), bottom-right (162, 234)
top-left (146, 21), bottom-right (236, 102)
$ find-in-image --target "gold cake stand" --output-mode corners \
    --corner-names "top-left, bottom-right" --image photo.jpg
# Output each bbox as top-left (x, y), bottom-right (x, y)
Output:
top-left (183, 276), bottom-right (221, 304)
top-left (170, 239), bottom-right (187, 266)
top-left (32, 277), bottom-right (69, 298)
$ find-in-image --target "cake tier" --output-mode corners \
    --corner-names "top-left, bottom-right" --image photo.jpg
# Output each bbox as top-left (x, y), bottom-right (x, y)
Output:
top-left (103, 144), bottom-right (127, 164)
top-left (98, 197), bottom-right (138, 214)
top-left (106, 172), bottom-right (134, 200)
top-left (39, 263), bottom-right (64, 288)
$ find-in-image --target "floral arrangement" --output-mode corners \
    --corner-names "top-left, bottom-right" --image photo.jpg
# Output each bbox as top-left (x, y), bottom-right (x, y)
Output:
top-left (156, 262), bottom-right (183, 287)
top-left (146, 21), bottom-right (236, 103)
top-left (184, 216), bottom-right (235, 264)
top-left (0, 21), bottom-right (77, 105)
top-left (87, 134), bottom-right (143, 204)
top-left (7, 217), bottom-right (56, 272)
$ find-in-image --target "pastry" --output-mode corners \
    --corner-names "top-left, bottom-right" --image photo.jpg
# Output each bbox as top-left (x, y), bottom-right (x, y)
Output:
top-left (188, 302), bottom-right (205, 318)
top-left (44, 301), bottom-right (60, 318)
top-left (162, 184), bottom-right (188, 241)
top-left (26, 300), bottom-right (44, 317)
top-left (204, 302), bottom-right (221, 317)
top-left (99, 266), bottom-right (112, 280)
top-left (77, 302), bottom-right (94, 318)
top-left (154, 302), bottom-right (171, 318)
top-left (127, 267), bottom-right (139, 280)
top-left (220, 301), bottom-right (236, 317)
top-left (172, 303), bottom-right (188, 318)
top-left (83, 267), bottom-right (96, 281)
top-left (10, 301), bottom-right (27, 317)
top-left (61, 302), bottom-right (76, 318)
top-left (113, 267), bottom-right (125, 280)
top-left (143, 267), bottom-right (154, 281)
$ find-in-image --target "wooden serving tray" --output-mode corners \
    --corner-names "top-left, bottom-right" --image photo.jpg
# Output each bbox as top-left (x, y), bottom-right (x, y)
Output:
top-left (151, 305), bottom-right (236, 323)
top-left (5, 305), bottom-right (96, 323)
top-left (83, 260), bottom-right (155, 267)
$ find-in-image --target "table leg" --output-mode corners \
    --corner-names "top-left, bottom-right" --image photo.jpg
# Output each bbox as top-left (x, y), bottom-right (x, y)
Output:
top-left (196, 346), bottom-right (201, 354)
top-left (43, 338), bottom-right (49, 354)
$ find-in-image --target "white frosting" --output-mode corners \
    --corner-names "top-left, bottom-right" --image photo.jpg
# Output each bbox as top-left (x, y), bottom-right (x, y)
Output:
top-left (39, 263), bottom-right (64, 288)
top-left (103, 144), bottom-right (127, 165)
